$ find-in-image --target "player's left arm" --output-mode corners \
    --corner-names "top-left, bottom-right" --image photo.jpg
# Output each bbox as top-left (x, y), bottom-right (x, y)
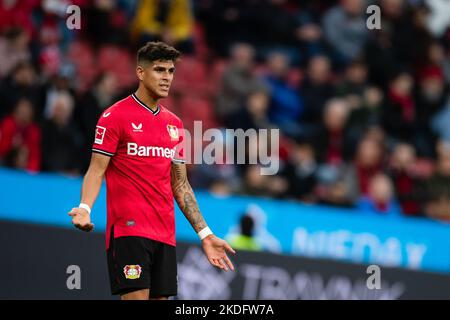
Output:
top-left (170, 162), bottom-right (236, 271)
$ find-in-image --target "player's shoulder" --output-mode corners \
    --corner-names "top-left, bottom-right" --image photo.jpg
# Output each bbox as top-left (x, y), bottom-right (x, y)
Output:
top-left (100, 96), bottom-right (133, 119)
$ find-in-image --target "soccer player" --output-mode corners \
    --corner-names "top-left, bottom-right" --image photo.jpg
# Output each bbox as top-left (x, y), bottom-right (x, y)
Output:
top-left (68, 42), bottom-right (236, 300)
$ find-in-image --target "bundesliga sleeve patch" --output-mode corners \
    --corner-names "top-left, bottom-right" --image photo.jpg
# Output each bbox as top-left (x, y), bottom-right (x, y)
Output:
top-left (123, 265), bottom-right (142, 279)
top-left (95, 126), bottom-right (106, 145)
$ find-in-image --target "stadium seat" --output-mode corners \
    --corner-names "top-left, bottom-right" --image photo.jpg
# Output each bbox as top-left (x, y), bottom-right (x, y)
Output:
top-left (97, 46), bottom-right (136, 90)
top-left (178, 96), bottom-right (218, 130)
top-left (67, 41), bottom-right (98, 92)
top-left (171, 56), bottom-right (210, 97)
top-left (192, 23), bottom-right (210, 60)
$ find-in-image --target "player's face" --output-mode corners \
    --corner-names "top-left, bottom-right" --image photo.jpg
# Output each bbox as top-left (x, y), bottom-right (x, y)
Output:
top-left (138, 60), bottom-right (175, 99)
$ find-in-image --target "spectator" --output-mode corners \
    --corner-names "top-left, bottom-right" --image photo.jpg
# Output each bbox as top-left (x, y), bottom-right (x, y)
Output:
top-left (227, 214), bottom-right (262, 251)
top-left (227, 88), bottom-right (273, 131)
top-left (336, 59), bottom-right (369, 100)
top-left (75, 72), bottom-right (118, 170)
top-left (301, 55), bottom-right (335, 128)
top-left (379, 0), bottom-right (433, 71)
top-left (363, 125), bottom-right (387, 147)
top-left (346, 86), bottom-right (384, 149)
top-left (315, 108), bottom-right (381, 208)
top-left (314, 132), bottom-right (384, 209)
top-left (357, 173), bottom-right (402, 217)
top-left (263, 51), bottom-right (303, 139)
top-left (313, 98), bottom-right (351, 166)
top-left (364, 29), bottom-right (400, 89)
top-left (354, 137), bottom-right (385, 196)
top-left (250, 0), bottom-right (300, 61)
top-left (33, 2), bottom-right (74, 78)
top-left (418, 41), bottom-right (446, 78)
top-left (215, 43), bottom-right (266, 126)
top-left (0, 62), bottom-right (44, 120)
top-left (424, 141), bottom-right (450, 221)
top-left (281, 141), bottom-right (318, 202)
top-left (240, 164), bottom-right (288, 199)
top-left (381, 71), bottom-right (416, 144)
top-left (195, 0), bottom-right (254, 56)
top-left (130, 0), bottom-right (194, 53)
top-left (347, 86), bottom-right (383, 128)
top-left (415, 66), bottom-right (447, 157)
top-left (226, 204), bottom-right (282, 253)
top-left (388, 143), bottom-right (425, 216)
top-left (317, 171), bottom-right (357, 208)
top-left (41, 91), bottom-right (82, 174)
top-left (0, 27), bottom-right (31, 79)
top-left (294, 6), bottom-right (327, 65)
top-left (0, 0), bottom-right (36, 36)
top-left (43, 64), bottom-right (77, 120)
top-left (0, 98), bottom-right (41, 172)
top-left (85, 0), bottom-right (129, 47)
top-left (322, 0), bottom-right (368, 64)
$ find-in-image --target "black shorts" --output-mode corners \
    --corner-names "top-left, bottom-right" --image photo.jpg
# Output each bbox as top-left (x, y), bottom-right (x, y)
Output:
top-left (106, 228), bottom-right (178, 297)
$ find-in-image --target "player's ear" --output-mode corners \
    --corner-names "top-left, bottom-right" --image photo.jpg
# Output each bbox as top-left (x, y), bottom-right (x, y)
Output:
top-left (136, 65), bottom-right (145, 81)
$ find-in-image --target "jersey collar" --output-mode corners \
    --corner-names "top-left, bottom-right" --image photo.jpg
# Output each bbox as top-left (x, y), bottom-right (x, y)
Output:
top-left (131, 93), bottom-right (160, 116)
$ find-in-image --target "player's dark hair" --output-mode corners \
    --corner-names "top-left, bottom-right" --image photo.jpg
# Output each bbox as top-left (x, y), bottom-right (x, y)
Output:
top-left (137, 41), bottom-right (181, 65)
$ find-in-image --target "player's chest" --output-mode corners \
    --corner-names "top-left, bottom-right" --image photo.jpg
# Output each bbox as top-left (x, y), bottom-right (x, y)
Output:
top-left (120, 116), bottom-right (180, 148)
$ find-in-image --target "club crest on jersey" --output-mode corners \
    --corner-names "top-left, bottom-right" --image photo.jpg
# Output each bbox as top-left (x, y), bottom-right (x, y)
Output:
top-left (132, 122), bottom-right (143, 132)
top-left (123, 265), bottom-right (142, 279)
top-left (167, 125), bottom-right (179, 141)
top-left (95, 126), bottom-right (106, 144)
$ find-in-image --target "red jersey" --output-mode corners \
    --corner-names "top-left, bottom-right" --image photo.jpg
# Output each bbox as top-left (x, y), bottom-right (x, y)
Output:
top-left (0, 115), bottom-right (41, 172)
top-left (92, 94), bottom-right (185, 249)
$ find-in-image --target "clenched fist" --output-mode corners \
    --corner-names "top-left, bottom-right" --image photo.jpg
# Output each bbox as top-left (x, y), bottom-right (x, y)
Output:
top-left (68, 207), bottom-right (94, 232)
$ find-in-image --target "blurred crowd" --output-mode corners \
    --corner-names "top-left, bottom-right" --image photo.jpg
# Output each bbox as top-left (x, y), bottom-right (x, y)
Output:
top-left (1, 0), bottom-right (450, 221)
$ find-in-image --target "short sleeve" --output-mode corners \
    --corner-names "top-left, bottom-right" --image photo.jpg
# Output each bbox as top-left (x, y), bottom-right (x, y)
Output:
top-left (92, 110), bottom-right (121, 157)
top-left (171, 119), bottom-right (186, 164)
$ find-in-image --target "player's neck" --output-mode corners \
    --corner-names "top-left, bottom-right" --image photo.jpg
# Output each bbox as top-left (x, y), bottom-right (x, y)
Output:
top-left (134, 87), bottom-right (159, 111)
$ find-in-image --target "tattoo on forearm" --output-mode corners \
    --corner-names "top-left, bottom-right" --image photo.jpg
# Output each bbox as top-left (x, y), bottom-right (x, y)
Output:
top-left (171, 164), bottom-right (207, 233)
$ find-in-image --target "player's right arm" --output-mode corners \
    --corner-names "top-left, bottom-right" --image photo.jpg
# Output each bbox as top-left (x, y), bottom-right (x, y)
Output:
top-left (70, 106), bottom-right (120, 232)
top-left (68, 152), bottom-right (111, 232)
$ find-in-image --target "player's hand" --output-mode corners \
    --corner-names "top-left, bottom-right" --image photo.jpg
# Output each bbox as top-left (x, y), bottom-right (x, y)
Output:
top-left (68, 207), bottom-right (94, 232)
top-left (201, 235), bottom-right (236, 271)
